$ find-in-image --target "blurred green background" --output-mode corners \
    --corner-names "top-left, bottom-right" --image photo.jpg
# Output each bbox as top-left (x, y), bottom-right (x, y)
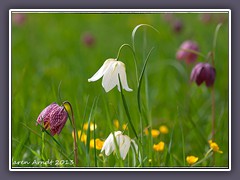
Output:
top-left (11, 12), bottom-right (229, 168)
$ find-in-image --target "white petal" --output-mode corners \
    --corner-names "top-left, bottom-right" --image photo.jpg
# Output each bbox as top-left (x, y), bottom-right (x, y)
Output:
top-left (119, 136), bottom-right (131, 160)
top-left (102, 61), bottom-right (119, 92)
top-left (131, 139), bottom-right (141, 161)
top-left (118, 62), bottom-right (133, 92)
top-left (102, 135), bottom-right (114, 156)
top-left (88, 59), bottom-right (114, 82)
top-left (131, 139), bottom-right (138, 152)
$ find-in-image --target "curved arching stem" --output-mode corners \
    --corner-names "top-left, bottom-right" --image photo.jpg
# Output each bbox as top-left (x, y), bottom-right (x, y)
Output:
top-left (63, 101), bottom-right (78, 166)
top-left (131, 24), bottom-right (160, 52)
top-left (116, 43), bottom-right (139, 84)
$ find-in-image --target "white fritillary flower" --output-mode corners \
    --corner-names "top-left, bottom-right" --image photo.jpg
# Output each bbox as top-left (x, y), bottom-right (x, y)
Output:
top-left (101, 131), bottom-right (137, 160)
top-left (88, 58), bottom-right (133, 92)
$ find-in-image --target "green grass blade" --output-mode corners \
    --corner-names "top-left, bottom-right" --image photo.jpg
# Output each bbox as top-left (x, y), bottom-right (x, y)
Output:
top-left (13, 131), bottom-right (29, 160)
top-left (132, 24), bottom-right (159, 52)
top-left (137, 47), bottom-right (155, 113)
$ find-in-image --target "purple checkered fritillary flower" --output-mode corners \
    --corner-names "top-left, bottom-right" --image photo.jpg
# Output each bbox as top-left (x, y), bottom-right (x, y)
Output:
top-left (190, 63), bottom-right (216, 87)
top-left (176, 40), bottom-right (199, 64)
top-left (36, 102), bottom-right (68, 136)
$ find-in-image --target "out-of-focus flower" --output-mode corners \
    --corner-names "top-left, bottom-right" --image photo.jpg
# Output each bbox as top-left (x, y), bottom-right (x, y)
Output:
top-left (12, 13), bottom-right (26, 26)
top-left (81, 32), bottom-right (95, 47)
top-left (172, 19), bottom-right (183, 33)
top-left (190, 63), bottom-right (216, 87)
top-left (161, 13), bottom-right (174, 22)
top-left (90, 138), bottom-right (104, 150)
top-left (176, 40), bottom-right (199, 64)
top-left (153, 141), bottom-right (165, 152)
top-left (101, 131), bottom-right (137, 160)
top-left (83, 122), bottom-right (97, 131)
top-left (113, 119), bottom-right (120, 129)
top-left (88, 59), bottom-right (133, 93)
top-left (36, 102), bottom-right (68, 136)
top-left (208, 140), bottom-right (223, 153)
top-left (199, 13), bottom-right (212, 24)
top-left (72, 130), bottom-right (87, 144)
top-left (186, 156), bottom-right (199, 165)
top-left (79, 132), bottom-right (87, 144)
top-left (122, 123), bottom-right (128, 130)
top-left (159, 125), bottom-right (169, 134)
top-left (144, 128), bottom-right (160, 138)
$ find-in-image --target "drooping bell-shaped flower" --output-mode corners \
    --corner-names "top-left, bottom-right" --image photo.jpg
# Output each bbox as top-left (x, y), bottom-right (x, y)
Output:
top-left (88, 58), bottom-right (133, 92)
top-left (101, 131), bottom-right (137, 160)
top-left (176, 40), bottom-right (199, 64)
top-left (190, 63), bottom-right (216, 87)
top-left (36, 102), bottom-right (68, 136)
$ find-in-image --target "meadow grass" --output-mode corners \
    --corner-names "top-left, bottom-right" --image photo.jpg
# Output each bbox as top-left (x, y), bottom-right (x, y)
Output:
top-left (11, 12), bottom-right (229, 168)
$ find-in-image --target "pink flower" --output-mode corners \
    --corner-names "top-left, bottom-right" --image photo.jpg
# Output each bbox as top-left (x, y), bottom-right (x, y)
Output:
top-left (190, 63), bottom-right (216, 87)
top-left (176, 40), bottom-right (199, 64)
top-left (172, 19), bottom-right (183, 33)
top-left (12, 13), bottom-right (26, 26)
top-left (81, 32), bottom-right (95, 47)
top-left (36, 102), bottom-right (68, 136)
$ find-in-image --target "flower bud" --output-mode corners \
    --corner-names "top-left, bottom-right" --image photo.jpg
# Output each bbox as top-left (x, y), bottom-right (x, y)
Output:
top-left (176, 40), bottom-right (199, 64)
top-left (190, 63), bottom-right (216, 87)
top-left (81, 32), bottom-right (95, 47)
top-left (172, 19), bottom-right (183, 33)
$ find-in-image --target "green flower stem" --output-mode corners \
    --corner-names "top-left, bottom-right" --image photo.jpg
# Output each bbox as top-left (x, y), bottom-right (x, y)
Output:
top-left (118, 75), bottom-right (139, 140)
top-left (41, 131), bottom-right (45, 161)
top-left (131, 24), bottom-right (159, 52)
top-left (213, 23), bottom-right (223, 56)
top-left (191, 149), bottom-right (213, 167)
top-left (93, 118), bottom-right (97, 167)
top-left (210, 23), bottom-right (222, 165)
top-left (116, 43), bottom-right (139, 84)
top-left (112, 132), bottom-right (124, 167)
top-left (63, 101), bottom-right (78, 167)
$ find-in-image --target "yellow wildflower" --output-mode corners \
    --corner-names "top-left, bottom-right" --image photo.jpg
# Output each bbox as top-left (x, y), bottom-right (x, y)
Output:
top-left (186, 156), bottom-right (198, 165)
top-left (122, 123), bottom-right (128, 130)
top-left (159, 125), bottom-right (169, 134)
top-left (153, 141), bottom-right (165, 152)
top-left (83, 122), bottom-right (97, 131)
top-left (208, 140), bottom-right (223, 153)
top-left (90, 138), bottom-right (104, 150)
top-left (72, 130), bottom-right (87, 144)
top-left (145, 128), bottom-right (160, 138)
top-left (113, 119), bottom-right (120, 129)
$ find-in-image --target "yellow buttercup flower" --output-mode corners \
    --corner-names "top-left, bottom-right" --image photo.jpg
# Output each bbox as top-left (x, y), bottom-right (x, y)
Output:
top-left (144, 128), bottom-right (160, 138)
top-left (72, 130), bottom-right (87, 144)
top-left (113, 119), bottom-right (120, 129)
top-left (122, 123), bottom-right (128, 130)
top-left (186, 156), bottom-right (198, 165)
top-left (83, 122), bottom-right (97, 131)
top-left (159, 125), bottom-right (169, 134)
top-left (90, 138), bottom-right (104, 150)
top-left (151, 129), bottom-right (160, 138)
top-left (153, 141), bottom-right (165, 152)
top-left (208, 140), bottom-right (223, 153)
